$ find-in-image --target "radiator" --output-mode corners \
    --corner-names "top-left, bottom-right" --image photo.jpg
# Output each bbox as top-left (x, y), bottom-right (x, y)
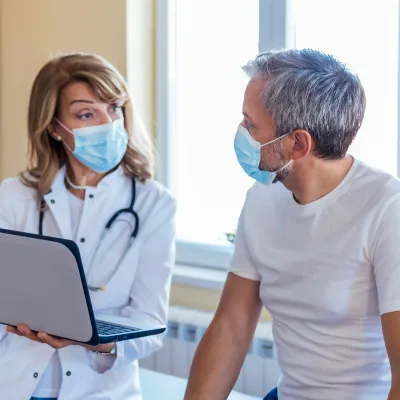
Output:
top-left (139, 306), bottom-right (281, 398)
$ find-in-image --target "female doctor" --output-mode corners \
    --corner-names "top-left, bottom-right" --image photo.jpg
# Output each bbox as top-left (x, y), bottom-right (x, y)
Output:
top-left (0, 53), bottom-right (176, 400)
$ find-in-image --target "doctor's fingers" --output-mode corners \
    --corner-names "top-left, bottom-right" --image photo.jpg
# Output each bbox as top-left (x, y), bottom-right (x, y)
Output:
top-left (11, 324), bottom-right (42, 343)
top-left (6, 326), bottom-right (23, 336)
top-left (37, 332), bottom-right (74, 349)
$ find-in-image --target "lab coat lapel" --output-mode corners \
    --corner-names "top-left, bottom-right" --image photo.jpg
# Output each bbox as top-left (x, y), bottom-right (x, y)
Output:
top-left (43, 169), bottom-right (73, 240)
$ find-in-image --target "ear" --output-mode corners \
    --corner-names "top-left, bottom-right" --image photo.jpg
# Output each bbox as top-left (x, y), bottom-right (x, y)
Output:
top-left (288, 129), bottom-right (312, 160)
top-left (48, 121), bottom-right (62, 142)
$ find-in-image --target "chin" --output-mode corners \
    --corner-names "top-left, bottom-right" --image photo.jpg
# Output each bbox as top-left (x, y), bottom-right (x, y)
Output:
top-left (275, 170), bottom-right (292, 184)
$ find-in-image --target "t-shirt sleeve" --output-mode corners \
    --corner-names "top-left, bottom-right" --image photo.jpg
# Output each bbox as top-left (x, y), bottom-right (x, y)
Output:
top-left (228, 194), bottom-right (261, 282)
top-left (372, 195), bottom-right (400, 315)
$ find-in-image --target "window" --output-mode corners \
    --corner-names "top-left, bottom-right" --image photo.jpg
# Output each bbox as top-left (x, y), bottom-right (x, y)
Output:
top-left (156, 0), bottom-right (400, 269)
top-left (292, 0), bottom-right (399, 176)
top-left (173, 0), bottom-right (258, 247)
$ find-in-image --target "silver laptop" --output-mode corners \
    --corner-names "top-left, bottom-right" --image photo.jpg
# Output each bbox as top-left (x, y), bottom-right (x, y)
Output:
top-left (0, 228), bottom-right (166, 345)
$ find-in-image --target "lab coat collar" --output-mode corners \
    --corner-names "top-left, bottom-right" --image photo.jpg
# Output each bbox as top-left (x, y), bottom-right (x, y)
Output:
top-left (43, 164), bottom-right (125, 239)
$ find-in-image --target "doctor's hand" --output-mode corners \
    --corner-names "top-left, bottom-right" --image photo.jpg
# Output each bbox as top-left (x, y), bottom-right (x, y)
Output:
top-left (6, 324), bottom-right (115, 353)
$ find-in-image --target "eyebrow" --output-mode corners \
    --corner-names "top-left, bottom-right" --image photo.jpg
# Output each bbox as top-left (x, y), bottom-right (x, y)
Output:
top-left (242, 112), bottom-right (254, 123)
top-left (69, 99), bottom-right (95, 106)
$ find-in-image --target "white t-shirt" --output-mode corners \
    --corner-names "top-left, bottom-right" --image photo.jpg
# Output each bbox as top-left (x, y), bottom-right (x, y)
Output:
top-left (32, 191), bottom-right (84, 398)
top-left (229, 158), bottom-right (400, 400)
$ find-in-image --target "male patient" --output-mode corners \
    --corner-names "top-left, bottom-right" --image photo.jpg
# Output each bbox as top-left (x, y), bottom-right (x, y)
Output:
top-left (184, 49), bottom-right (400, 400)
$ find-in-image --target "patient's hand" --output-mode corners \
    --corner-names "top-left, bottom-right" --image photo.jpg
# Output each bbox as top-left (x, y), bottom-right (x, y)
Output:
top-left (6, 324), bottom-right (114, 353)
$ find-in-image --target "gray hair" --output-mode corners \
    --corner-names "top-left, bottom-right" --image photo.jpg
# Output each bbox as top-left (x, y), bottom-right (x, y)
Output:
top-left (243, 49), bottom-right (366, 159)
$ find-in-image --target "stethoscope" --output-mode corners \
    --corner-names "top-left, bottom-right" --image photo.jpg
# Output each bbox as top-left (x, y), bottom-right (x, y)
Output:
top-left (38, 177), bottom-right (139, 291)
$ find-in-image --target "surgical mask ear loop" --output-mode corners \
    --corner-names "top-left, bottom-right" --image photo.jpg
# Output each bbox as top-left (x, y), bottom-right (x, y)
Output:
top-left (260, 132), bottom-right (293, 173)
top-left (260, 131), bottom-right (291, 148)
top-left (54, 117), bottom-right (74, 135)
top-left (49, 119), bottom-right (64, 142)
top-left (53, 117), bottom-right (75, 153)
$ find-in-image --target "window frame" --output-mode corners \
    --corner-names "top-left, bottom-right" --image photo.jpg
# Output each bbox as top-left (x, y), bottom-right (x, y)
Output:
top-left (155, 0), bottom-right (400, 270)
top-left (398, 4), bottom-right (400, 178)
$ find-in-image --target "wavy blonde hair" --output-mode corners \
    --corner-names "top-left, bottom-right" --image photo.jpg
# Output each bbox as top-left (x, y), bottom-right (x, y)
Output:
top-left (20, 52), bottom-right (155, 200)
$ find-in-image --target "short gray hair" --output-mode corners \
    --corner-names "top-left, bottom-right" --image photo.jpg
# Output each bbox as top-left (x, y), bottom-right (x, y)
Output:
top-left (243, 49), bottom-right (366, 159)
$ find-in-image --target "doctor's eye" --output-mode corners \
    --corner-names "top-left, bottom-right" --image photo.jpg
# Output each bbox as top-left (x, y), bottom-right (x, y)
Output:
top-left (109, 104), bottom-right (122, 114)
top-left (78, 112), bottom-right (93, 121)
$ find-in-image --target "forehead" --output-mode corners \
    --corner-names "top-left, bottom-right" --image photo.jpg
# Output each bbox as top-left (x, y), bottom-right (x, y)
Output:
top-left (243, 79), bottom-right (274, 123)
top-left (243, 79), bottom-right (267, 116)
top-left (60, 81), bottom-right (100, 104)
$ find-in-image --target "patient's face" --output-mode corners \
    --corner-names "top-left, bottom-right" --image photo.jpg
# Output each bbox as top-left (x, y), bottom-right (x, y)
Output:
top-left (241, 78), bottom-right (276, 144)
top-left (241, 79), bottom-right (288, 173)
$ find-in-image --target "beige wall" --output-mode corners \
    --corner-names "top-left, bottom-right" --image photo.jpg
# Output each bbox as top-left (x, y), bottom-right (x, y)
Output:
top-left (170, 284), bottom-right (271, 321)
top-left (127, 0), bottom-right (156, 141)
top-left (0, 0), bottom-right (157, 180)
top-left (0, 0), bottom-right (129, 179)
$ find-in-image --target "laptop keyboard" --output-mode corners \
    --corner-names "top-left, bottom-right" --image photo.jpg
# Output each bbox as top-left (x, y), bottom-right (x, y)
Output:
top-left (96, 319), bottom-right (139, 336)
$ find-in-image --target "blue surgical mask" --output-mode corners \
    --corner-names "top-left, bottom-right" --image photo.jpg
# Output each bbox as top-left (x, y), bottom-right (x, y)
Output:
top-left (55, 118), bottom-right (129, 173)
top-left (234, 124), bottom-right (291, 186)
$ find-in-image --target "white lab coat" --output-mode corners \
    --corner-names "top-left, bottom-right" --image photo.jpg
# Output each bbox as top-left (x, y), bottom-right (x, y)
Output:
top-left (0, 166), bottom-right (176, 400)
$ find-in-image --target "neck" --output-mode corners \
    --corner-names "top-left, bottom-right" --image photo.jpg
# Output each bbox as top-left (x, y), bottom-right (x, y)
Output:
top-left (65, 161), bottom-right (106, 199)
top-left (283, 155), bottom-right (354, 205)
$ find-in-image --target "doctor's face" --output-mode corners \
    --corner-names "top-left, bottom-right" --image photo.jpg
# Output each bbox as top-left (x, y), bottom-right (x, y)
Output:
top-left (241, 79), bottom-right (290, 176)
top-left (54, 81), bottom-right (124, 150)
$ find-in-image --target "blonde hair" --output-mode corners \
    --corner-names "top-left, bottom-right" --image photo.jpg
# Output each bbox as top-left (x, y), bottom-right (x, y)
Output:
top-left (20, 52), bottom-right (155, 200)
